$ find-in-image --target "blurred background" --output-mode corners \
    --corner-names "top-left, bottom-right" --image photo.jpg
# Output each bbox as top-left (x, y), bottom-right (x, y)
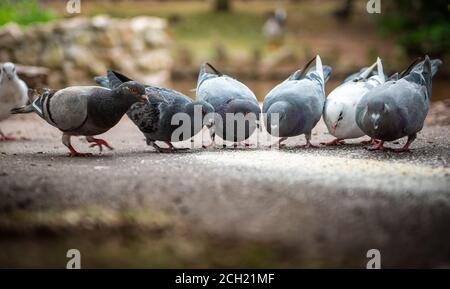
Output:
top-left (0, 0), bottom-right (448, 102)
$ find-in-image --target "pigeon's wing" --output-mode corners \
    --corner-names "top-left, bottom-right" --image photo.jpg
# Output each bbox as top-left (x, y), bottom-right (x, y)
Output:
top-left (95, 76), bottom-right (110, 88)
top-left (96, 70), bottom-right (135, 89)
top-left (127, 100), bottom-right (161, 134)
top-left (46, 87), bottom-right (98, 131)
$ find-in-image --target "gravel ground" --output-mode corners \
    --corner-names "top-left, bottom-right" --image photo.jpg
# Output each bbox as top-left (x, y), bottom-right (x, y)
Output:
top-left (0, 113), bottom-right (449, 268)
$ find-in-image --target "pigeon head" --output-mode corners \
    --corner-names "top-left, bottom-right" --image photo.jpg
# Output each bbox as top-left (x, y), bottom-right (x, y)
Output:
top-left (226, 99), bottom-right (260, 116)
top-left (362, 96), bottom-right (403, 141)
top-left (115, 81), bottom-right (147, 103)
top-left (185, 100), bottom-right (215, 128)
top-left (324, 101), bottom-right (345, 134)
top-left (265, 101), bottom-right (300, 137)
top-left (1, 62), bottom-right (17, 81)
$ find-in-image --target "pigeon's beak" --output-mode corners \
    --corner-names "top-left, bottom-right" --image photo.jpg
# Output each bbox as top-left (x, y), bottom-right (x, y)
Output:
top-left (205, 118), bottom-right (215, 128)
top-left (139, 95), bottom-right (148, 102)
top-left (371, 113), bottom-right (380, 130)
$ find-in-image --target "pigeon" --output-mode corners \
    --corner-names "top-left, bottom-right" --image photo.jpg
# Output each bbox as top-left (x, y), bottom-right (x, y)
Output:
top-left (322, 57), bottom-right (385, 145)
top-left (196, 62), bottom-right (260, 147)
top-left (95, 71), bottom-right (215, 152)
top-left (263, 55), bottom-right (332, 148)
top-left (355, 56), bottom-right (442, 152)
top-left (11, 80), bottom-right (147, 156)
top-left (0, 62), bottom-right (28, 141)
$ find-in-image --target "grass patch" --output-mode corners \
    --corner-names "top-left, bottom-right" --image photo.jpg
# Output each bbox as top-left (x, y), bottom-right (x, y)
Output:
top-left (0, 0), bottom-right (56, 26)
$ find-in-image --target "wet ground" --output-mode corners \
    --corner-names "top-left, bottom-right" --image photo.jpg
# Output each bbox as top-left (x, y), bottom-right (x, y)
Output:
top-left (0, 113), bottom-right (449, 268)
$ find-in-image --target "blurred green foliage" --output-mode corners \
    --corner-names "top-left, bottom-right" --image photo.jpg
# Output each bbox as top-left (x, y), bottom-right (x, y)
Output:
top-left (0, 0), bottom-right (56, 26)
top-left (379, 0), bottom-right (450, 56)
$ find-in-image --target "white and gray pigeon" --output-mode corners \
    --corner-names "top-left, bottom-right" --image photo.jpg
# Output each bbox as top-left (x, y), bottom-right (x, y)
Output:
top-left (322, 57), bottom-right (385, 145)
top-left (355, 56), bottom-right (442, 152)
top-left (196, 62), bottom-right (261, 147)
top-left (263, 55), bottom-right (332, 148)
top-left (95, 71), bottom-right (215, 152)
top-left (11, 79), bottom-right (147, 157)
top-left (0, 62), bottom-right (28, 141)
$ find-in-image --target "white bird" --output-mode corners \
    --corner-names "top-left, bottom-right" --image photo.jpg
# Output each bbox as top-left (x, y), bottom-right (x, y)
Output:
top-left (322, 57), bottom-right (385, 146)
top-left (0, 62), bottom-right (28, 141)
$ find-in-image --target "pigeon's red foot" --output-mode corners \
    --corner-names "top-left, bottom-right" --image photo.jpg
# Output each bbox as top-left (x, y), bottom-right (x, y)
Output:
top-left (67, 146), bottom-right (92, 157)
top-left (0, 134), bottom-right (16, 141)
top-left (88, 138), bottom-right (114, 152)
top-left (320, 139), bottom-right (345, 146)
top-left (366, 141), bottom-right (389, 151)
top-left (297, 142), bottom-right (319, 148)
top-left (360, 138), bottom-right (381, 145)
top-left (240, 141), bottom-right (252, 147)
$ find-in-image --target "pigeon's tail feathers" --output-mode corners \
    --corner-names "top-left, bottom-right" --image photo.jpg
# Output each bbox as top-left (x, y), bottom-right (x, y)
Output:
top-left (11, 104), bottom-right (34, 114)
top-left (376, 57), bottom-right (385, 83)
top-left (197, 62), bottom-right (221, 89)
top-left (204, 62), bottom-right (223, 77)
top-left (305, 56), bottom-right (331, 85)
top-left (388, 72), bottom-right (399, 81)
top-left (406, 56), bottom-right (442, 79)
top-left (106, 70), bottom-right (123, 89)
top-left (289, 56), bottom-right (316, 80)
top-left (429, 58), bottom-right (443, 78)
top-left (400, 57), bottom-right (422, 78)
top-left (315, 55), bottom-right (324, 84)
top-left (423, 56), bottom-right (432, 83)
top-left (322, 65), bottom-right (332, 83)
top-left (95, 76), bottom-right (109, 88)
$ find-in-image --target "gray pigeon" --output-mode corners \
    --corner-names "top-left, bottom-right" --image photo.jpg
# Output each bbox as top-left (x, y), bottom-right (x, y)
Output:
top-left (0, 62), bottom-right (28, 141)
top-left (263, 55), bottom-right (332, 148)
top-left (95, 71), bottom-right (215, 152)
top-left (196, 62), bottom-right (261, 147)
top-left (11, 79), bottom-right (147, 156)
top-left (355, 56), bottom-right (442, 152)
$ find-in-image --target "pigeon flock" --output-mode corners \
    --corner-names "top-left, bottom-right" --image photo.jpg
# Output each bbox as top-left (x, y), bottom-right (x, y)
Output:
top-left (0, 55), bottom-right (442, 156)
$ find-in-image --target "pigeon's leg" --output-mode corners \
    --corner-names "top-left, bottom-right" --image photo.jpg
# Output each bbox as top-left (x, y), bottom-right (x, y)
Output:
top-left (86, 136), bottom-right (114, 152)
top-left (239, 140), bottom-right (252, 147)
top-left (297, 133), bottom-right (318, 148)
top-left (320, 138), bottom-right (345, 146)
top-left (266, 137), bottom-right (287, 148)
top-left (389, 134), bottom-right (416, 153)
top-left (0, 128), bottom-right (16, 141)
top-left (164, 141), bottom-right (189, 151)
top-left (146, 139), bottom-right (168, 153)
top-left (62, 134), bottom-right (91, 157)
top-left (366, 140), bottom-right (390, 151)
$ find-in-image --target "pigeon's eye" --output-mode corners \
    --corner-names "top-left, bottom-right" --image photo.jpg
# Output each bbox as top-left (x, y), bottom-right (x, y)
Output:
top-left (338, 112), bottom-right (343, 121)
top-left (129, 87), bottom-right (137, 94)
